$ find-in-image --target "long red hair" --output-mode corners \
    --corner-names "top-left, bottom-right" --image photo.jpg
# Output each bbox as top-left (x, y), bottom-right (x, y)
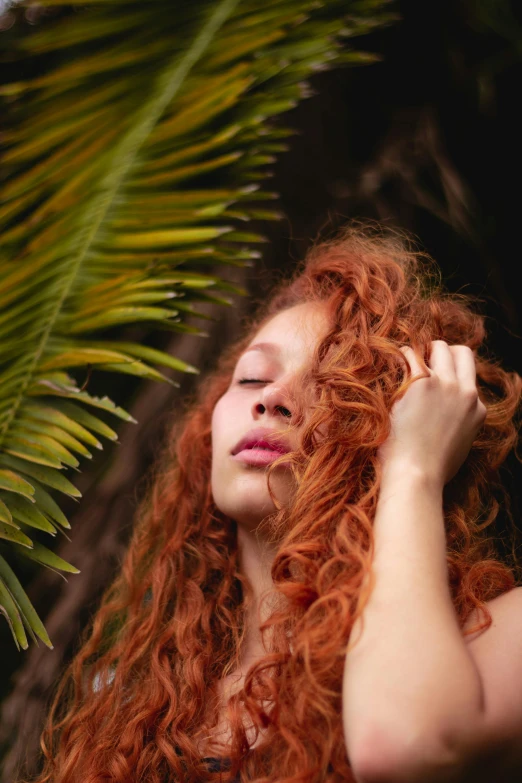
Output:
top-left (30, 223), bottom-right (522, 783)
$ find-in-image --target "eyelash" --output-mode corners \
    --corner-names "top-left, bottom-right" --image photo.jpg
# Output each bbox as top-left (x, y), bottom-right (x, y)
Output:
top-left (238, 378), bottom-right (270, 385)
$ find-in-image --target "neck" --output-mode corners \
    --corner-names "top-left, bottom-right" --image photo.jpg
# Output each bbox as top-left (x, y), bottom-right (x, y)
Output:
top-left (236, 525), bottom-right (278, 666)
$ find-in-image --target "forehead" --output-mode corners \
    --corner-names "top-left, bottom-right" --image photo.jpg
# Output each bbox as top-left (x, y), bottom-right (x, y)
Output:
top-left (241, 302), bottom-right (329, 362)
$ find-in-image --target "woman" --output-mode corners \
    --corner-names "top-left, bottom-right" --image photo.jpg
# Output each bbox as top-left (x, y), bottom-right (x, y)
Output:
top-left (32, 223), bottom-right (522, 783)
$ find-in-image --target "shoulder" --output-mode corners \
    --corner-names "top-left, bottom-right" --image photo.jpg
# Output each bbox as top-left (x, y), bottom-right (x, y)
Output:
top-left (459, 586), bottom-right (522, 781)
top-left (462, 585), bottom-right (522, 641)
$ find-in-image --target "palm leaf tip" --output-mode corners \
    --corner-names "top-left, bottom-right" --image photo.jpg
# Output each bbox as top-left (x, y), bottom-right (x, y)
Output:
top-left (0, 583), bottom-right (28, 651)
top-left (0, 469), bottom-right (36, 501)
top-left (0, 555), bottom-right (53, 649)
top-left (14, 541), bottom-right (80, 575)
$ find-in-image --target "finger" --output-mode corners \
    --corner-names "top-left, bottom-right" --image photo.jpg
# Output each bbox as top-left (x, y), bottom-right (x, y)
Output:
top-left (399, 346), bottom-right (431, 379)
top-left (448, 345), bottom-right (477, 388)
top-left (428, 340), bottom-right (457, 382)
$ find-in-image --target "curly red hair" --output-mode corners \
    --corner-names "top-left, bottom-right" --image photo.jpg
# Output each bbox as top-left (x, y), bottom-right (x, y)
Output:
top-left (29, 223), bottom-right (522, 783)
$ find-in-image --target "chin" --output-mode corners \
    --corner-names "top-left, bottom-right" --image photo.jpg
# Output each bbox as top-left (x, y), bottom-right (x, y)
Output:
top-left (217, 497), bottom-right (277, 528)
top-left (212, 484), bottom-right (277, 527)
top-left (211, 468), bottom-right (293, 528)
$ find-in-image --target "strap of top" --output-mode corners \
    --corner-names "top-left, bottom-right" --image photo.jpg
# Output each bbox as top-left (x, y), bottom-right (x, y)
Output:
top-left (202, 757), bottom-right (231, 771)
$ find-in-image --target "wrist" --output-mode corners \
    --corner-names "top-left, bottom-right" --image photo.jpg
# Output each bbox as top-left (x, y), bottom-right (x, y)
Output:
top-left (379, 458), bottom-right (445, 497)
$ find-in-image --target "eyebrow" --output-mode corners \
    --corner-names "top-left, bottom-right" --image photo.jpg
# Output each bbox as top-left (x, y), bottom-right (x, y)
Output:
top-left (239, 341), bottom-right (282, 359)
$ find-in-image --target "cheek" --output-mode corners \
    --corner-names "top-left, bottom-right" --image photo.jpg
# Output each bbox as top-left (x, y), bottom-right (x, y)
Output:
top-left (210, 396), bottom-right (235, 506)
top-left (211, 394), bottom-right (230, 456)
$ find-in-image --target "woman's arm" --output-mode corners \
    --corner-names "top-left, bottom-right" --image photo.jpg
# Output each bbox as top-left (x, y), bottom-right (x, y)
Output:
top-left (342, 463), bottom-right (484, 783)
top-left (342, 341), bottom-right (488, 783)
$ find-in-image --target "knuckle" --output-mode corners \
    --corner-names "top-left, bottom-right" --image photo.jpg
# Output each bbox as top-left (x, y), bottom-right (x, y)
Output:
top-left (441, 377), bottom-right (458, 393)
top-left (430, 339), bottom-right (447, 353)
top-left (423, 372), bottom-right (438, 387)
top-left (451, 344), bottom-right (472, 353)
top-left (462, 385), bottom-right (479, 400)
top-left (449, 346), bottom-right (474, 366)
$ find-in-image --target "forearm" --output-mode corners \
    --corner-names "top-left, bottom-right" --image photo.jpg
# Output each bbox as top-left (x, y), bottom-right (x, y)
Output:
top-left (342, 461), bottom-right (484, 780)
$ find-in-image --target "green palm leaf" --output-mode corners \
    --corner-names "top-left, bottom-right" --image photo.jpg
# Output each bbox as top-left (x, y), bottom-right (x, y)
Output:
top-left (0, 0), bottom-right (393, 647)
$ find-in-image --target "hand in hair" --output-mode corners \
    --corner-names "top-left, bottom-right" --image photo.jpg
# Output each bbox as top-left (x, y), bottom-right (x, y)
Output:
top-left (377, 340), bottom-right (487, 488)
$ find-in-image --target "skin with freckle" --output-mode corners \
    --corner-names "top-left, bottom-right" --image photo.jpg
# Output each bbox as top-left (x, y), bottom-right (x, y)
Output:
top-left (211, 302), bottom-right (330, 532)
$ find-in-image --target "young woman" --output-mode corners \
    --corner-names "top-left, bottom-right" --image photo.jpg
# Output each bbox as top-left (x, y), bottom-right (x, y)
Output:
top-left (33, 223), bottom-right (522, 783)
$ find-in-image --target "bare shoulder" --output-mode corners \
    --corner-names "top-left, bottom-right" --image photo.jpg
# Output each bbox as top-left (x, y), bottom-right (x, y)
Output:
top-left (462, 585), bottom-right (522, 641)
top-left (459, 585), bottom-right (522, 781)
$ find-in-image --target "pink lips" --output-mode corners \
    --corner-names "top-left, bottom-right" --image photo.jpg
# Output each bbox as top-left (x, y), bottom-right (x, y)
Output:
top-left (231, 427), bottom-right (291, 466)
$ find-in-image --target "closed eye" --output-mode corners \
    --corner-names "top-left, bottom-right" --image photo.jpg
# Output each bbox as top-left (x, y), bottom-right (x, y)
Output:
top-left (238, 378), bottom-right (270, 384)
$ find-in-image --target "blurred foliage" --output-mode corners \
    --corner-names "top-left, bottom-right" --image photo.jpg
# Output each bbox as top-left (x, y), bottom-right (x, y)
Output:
top-left (0, 0), bottom-right (394, 649)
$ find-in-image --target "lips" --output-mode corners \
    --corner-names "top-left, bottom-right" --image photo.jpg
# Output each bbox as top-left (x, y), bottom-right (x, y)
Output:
top-left (231, 427), bottom-right (291, 457)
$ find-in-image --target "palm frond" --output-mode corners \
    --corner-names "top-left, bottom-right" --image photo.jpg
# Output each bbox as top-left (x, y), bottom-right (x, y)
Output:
top-left (0, 0), bottom-right (395, 647)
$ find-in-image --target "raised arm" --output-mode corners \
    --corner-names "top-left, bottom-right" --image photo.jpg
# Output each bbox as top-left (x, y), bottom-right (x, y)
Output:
top-left (342, 340), bottom-right (488, 783)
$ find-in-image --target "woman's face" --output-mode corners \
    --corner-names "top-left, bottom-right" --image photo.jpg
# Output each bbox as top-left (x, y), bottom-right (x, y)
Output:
top-left (211, 302), bottom-right (329, 531)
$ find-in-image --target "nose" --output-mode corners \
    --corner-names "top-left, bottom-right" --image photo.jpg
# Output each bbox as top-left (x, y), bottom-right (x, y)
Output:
top-left (253, 382), bottom-right (292, 419)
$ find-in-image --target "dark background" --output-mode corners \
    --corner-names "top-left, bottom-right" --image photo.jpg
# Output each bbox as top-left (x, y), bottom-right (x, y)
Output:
top-left (1, 0), bottom-right (522, 778)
